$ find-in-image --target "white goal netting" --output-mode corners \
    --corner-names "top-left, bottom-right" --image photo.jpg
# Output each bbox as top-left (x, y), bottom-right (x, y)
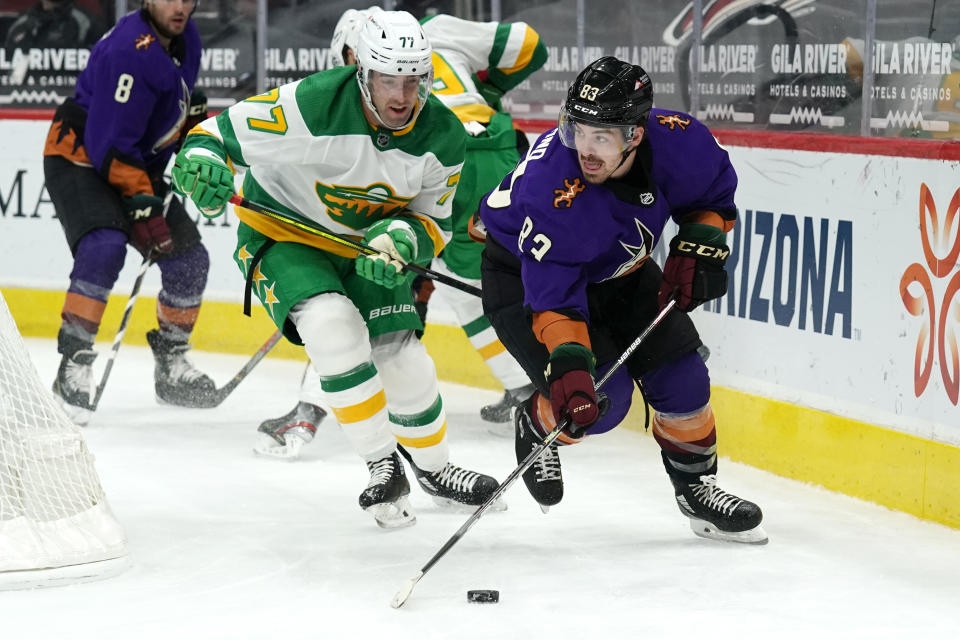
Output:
top-left (0, 291), bottom-right (127, 589)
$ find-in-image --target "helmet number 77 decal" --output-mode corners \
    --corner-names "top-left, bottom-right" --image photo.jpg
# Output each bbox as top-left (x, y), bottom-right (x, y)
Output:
top-left (518, 216), bottom-right (552, 262)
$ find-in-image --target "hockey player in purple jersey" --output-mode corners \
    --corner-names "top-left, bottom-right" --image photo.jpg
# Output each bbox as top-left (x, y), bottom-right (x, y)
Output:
top-left (43, 0), bottom-right (215, 424)
top-left (479, 57), bottom-right (766, 544)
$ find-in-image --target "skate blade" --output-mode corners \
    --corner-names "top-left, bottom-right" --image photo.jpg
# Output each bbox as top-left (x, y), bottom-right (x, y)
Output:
top-left (688, 518), bottom-right (769, 545)
top-left (252, 433), bottom-right (305, 460)
top-left (479, 409), bottom-right (513, 424)
top-left (430, 495), bottom-right (508, 513)
top-left (366, 496), bottom-right (416, 529)
top-left (55, 395), bottom-right (92, 426)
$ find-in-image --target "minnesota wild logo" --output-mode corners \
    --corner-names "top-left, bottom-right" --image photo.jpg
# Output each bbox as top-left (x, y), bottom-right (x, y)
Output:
top-left (315, 181), bottom-right (413, 230)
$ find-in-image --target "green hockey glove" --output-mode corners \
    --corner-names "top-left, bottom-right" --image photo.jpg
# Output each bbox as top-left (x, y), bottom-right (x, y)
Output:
top-left (355, 219), bottom-right (418, 289)
top-left (171, 151), bottom-right (234, 218)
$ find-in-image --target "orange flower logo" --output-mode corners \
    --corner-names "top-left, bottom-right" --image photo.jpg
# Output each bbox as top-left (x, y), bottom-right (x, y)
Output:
top-left (899, 183), bottom-right (960, 405)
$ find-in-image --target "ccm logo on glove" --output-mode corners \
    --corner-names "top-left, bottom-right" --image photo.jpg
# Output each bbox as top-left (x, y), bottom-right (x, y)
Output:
top-left (673, 239), bottom-right (729, 260)
top-left (658, 222), bottom-right (730, 312)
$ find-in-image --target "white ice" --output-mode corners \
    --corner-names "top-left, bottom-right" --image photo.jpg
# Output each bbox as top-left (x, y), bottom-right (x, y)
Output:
top-left (5, 339), bottom-right (960, 639)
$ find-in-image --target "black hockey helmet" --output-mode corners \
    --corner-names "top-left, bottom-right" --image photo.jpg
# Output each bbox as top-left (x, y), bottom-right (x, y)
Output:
top-left (558, 56), bottom-right (653, 150)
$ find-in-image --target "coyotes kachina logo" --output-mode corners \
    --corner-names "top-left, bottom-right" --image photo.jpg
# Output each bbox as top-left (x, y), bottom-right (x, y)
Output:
top-left (899, 183), bottom-right (960, 405)
top-left (315, 181), bottom-right (412, 230)
top-left (135, 34), bottom-right (156, 50)
top-left (655, 114), bottom-right (691, 131)
top-left (553, 178), bottom-right (585, 208)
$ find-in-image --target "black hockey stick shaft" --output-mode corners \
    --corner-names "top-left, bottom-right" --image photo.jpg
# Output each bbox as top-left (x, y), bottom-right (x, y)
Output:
top-left (90, 252), bottom-right (152, 411)
top-left (208, 329), bottom-right (283, 407)
top-left (390, 298), bottom-right (678, 608)
top-left (89, 192), bottom-right (176, 411)
top-left (229, 195), bottom-right (483, 298)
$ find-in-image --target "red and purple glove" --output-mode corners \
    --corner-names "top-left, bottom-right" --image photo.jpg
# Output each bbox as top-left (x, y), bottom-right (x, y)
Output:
top-left (658, 222), bottom-right (729, 311)
top-left (124, 194), bottom-right (172, 255)
top-left (545, 343), bottom-right (599, 436)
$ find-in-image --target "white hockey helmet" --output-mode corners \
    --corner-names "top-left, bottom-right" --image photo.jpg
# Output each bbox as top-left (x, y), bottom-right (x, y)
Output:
top-left (355, 10), bottom-right (434, 130)
top-left (330, 6), bottom-right (383, 68)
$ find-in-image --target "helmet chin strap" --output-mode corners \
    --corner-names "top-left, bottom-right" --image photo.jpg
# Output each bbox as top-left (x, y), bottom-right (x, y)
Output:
top-left (357, 70), bottom-right (423, 131)
top-left (360, 89), bottom-right (398, 130)
top-left (612, 143), bottom-right (638, 175)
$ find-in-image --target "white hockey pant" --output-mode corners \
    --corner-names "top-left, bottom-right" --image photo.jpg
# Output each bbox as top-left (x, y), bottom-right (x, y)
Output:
top-left (432, 257), bottom-right (529, 390)
top-left (291, 293), bottom-right (449, 470)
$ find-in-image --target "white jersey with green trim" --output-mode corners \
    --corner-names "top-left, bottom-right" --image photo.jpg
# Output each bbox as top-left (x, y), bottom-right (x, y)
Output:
top-left (183, 66), bottom-right (465, 250)
top-left (421, 14), bottom-right (545, 115)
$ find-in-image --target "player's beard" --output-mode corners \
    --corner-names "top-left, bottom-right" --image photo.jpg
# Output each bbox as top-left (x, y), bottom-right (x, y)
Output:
top-left (146, 8), bottom-right (188, 41)
top-left (579, 154), bottom-right (613, 184)
top-left (153, 19), bottom-right (186, 40)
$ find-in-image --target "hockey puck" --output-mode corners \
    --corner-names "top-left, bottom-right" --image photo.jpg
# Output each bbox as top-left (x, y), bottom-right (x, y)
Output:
top-left (466, 589), bottom-right (500, 603)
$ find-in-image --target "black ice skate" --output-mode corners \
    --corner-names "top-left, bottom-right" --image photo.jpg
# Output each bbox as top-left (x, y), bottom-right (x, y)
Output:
top-left (359, 451), bottom-right (415, 529)
top-left (51, 349), bottom-right (97, 426)
top-left (253, 401), bottom-right (326, 459)
top-left (514, 397), bottom-right (563, 512)
top-left (146, 330), bottom-right (218, 408)
top-left (397, 445), bottom-right (505, 512)
top-left (671, 474), bottom-right (767, 544)
top-left (480, 382), bottom-right (535, 424)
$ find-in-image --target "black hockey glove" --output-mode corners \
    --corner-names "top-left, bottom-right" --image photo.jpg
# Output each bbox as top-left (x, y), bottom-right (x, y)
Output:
top-left (124, 194), bottom-right (172, 255)
top-left (658, 223), bottom-right (729, 312)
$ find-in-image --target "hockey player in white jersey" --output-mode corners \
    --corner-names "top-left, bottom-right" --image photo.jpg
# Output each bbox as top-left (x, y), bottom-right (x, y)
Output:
top-left (172, 10), bottom-right (502, 529)
top-left (417, 12), bottom-right (547, 422)
top-left (253, 7), bottom-right (548, 451)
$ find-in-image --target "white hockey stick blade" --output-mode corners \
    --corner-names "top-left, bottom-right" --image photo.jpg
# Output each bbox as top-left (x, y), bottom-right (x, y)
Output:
top-left (390, 570), bottom-right (423, 609)
top-left (252, 432), bottom-right (307, 460)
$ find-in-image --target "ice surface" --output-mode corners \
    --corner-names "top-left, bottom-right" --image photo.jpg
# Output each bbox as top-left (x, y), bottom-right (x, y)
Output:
top-left (4, 339), bottom-right (960, 639)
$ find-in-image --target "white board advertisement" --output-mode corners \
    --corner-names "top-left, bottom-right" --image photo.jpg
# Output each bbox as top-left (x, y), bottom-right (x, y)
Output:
top-left (1, 120), bottom-right (957, 444)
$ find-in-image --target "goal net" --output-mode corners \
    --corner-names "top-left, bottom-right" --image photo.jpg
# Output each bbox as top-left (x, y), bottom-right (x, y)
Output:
top-left (0, 291), bottom-right (127, 589)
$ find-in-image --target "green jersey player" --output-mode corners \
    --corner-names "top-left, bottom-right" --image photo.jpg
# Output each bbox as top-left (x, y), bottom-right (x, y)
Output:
top-left (255, 8), bottom-right (548, 444)
top-left (172, 10), bottom-right (501, 529)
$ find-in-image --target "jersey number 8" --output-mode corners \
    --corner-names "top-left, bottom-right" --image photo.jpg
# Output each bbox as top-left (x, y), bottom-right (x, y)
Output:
top-left (114, 73), bottom-right (134, 103)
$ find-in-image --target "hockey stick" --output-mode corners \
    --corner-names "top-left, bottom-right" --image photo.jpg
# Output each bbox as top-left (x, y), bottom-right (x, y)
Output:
top-left (390, 298), bottom-right (678, 608)
top-left (89, 192), bottom-right (176, 411)
top-left (204, 329), bottom-right (283, 407)
top-left (89, 252), bottom-right (153, 411)
top-left (228, 195), bottom-right (483, 298)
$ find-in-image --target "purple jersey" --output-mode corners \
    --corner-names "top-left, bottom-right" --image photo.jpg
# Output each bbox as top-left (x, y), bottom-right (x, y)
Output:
top-left (73, 10), bottom-right (200, 196)
top-left (479, 108), bottom-right (737, 321)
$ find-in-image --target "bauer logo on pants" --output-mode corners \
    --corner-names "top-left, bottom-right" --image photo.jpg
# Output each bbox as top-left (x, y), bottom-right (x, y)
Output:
top-left (369, 303), bottom-right (416, 319)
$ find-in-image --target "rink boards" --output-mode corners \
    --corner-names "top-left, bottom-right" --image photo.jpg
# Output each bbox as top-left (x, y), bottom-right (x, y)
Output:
top-left (1, 118), bottom-right (958, 529)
